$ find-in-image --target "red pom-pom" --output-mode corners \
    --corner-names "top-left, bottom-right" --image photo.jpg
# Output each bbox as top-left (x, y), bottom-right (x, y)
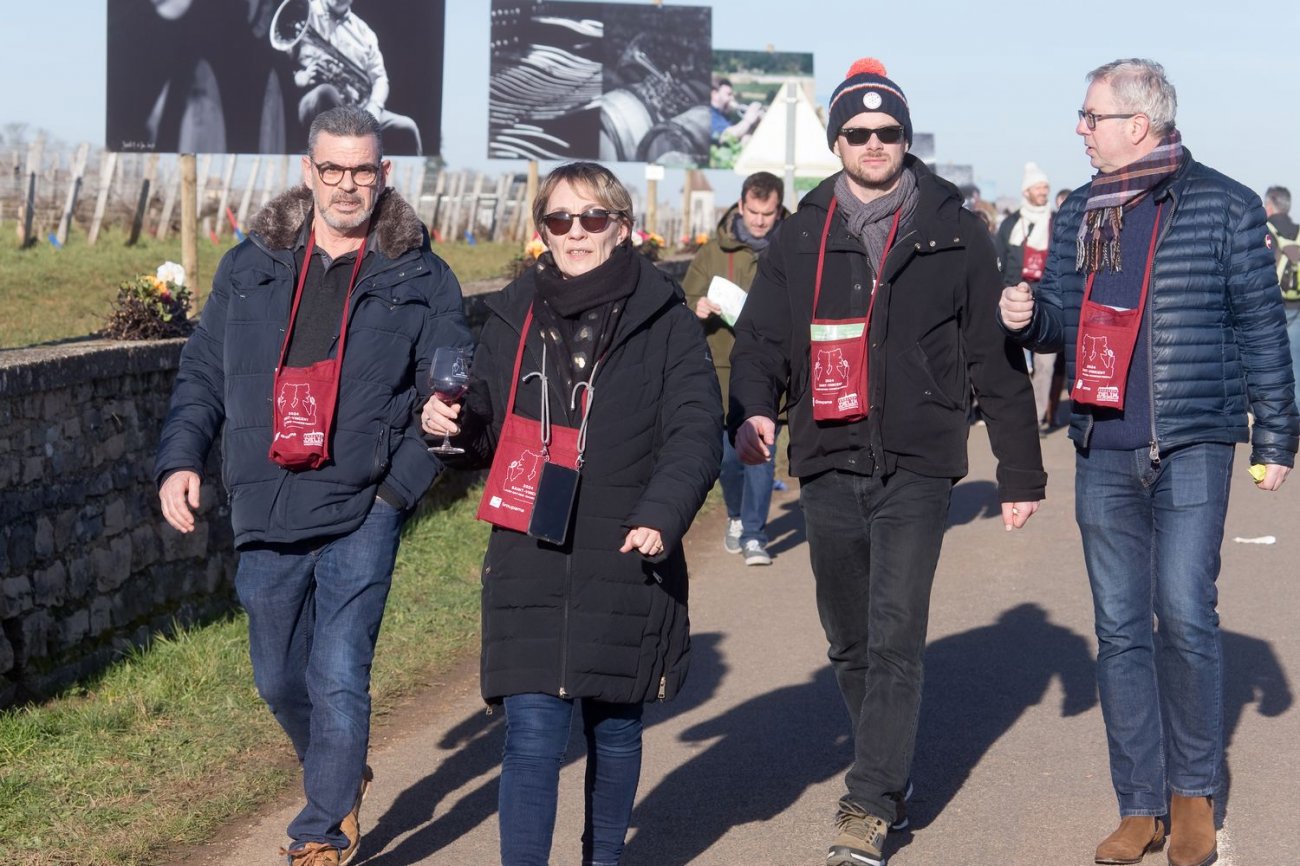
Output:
top-left (845, 58), bottom-right (887, 78)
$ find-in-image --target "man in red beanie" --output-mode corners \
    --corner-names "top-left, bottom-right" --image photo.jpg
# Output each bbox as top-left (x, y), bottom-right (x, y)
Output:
top-left (730, 58), bottom-right (1046, 866)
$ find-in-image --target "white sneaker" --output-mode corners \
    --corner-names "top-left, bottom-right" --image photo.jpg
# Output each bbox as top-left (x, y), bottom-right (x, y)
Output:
top-left (742, 539), bottom-right (772, 566)
top-left (724, 518), bottom-right (743, 554)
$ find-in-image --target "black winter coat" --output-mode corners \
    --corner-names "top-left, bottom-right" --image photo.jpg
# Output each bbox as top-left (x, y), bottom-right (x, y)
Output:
top-left (457, 253), bottom-right (722, 704)
top-left (729, 158), bottom-right (1047, 502)
top-left (155, 187), bottom-right (472, 545)
top-left (1006, 153), bottom-right (1299, 464)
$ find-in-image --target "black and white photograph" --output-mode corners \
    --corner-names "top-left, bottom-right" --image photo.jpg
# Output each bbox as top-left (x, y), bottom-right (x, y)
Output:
top-left (106, 0), bottom-right (444, 155)
top-left (487, 0), bottom-right (711, 165)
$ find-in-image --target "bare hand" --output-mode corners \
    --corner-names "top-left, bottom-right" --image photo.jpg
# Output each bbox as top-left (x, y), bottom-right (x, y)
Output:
top-left (694, 297), bottom-right (722, 320)
top-left (160, 470), bottom-right (202, 534)
top-left (1257, 464), bottom-right (1290, 492)
top-left (736, 415), bottom-right (776, 465)
top-left (1000, 282), bottom-right (1035, 331)
top-left (1001, 500), bottom-right (1039, 531)
top-left (421, 394), bottom-right (461, 437)
top-left (620, 526), bottom-right (664, 557)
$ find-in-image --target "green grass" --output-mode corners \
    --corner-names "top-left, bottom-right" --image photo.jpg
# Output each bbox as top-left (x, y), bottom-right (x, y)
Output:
top-left (0, 222), bottom-right (517, 349)
top-left (0, 480), bottom-right (488, 866)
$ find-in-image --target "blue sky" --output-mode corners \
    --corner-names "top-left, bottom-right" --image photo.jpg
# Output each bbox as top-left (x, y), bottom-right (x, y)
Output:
top-left (5, 0), bottom-right (1297, 207)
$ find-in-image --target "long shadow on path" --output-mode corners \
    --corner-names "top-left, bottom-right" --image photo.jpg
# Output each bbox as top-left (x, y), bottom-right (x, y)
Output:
top-left (358, 633), bottom-right (728, 865)
top-left (892, 603), bottom-right (1096, 854)
top-left (623, 666), bottom-right (848, 866)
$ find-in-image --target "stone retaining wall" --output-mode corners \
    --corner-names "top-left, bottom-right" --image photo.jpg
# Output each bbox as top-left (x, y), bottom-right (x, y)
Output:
top-left (0, 340), bottom-right (236, 706)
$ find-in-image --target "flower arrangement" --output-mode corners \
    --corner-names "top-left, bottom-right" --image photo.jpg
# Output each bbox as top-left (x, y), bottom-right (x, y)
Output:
top-left (103, 262), bottom-right (194, 340)
top-left (505, 234), bottom-right (549, 279)
top-left (678, 231), bottom-right (711, 254)
top-left (632, 230), bottom-right (667, 262)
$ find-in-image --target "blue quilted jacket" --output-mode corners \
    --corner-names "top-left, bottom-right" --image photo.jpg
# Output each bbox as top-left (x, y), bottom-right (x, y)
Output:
top-left (1006, 153), bottom-right (1298, 465)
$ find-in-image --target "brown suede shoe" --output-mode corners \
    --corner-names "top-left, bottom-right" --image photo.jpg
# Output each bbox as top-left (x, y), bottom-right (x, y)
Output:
top-left (1095, 815), bottom-right (1166, 864)
top-left (1168, 794), bottom-right (1217, 866)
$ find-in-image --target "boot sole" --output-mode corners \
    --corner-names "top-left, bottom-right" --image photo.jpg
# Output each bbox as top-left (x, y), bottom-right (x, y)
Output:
top-left (827, 846), bottom-right (884, 866)
top-left (1168, 851), bottom-right (1217, 866)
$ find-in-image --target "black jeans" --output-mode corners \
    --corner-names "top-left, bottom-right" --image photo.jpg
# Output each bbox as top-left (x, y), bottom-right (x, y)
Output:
top-left (800, 467), bottom-right (953, 821)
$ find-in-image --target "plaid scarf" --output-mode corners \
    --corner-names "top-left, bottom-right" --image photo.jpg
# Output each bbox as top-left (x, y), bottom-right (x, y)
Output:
top-left (1076, 129), bottom-right (1183, 272)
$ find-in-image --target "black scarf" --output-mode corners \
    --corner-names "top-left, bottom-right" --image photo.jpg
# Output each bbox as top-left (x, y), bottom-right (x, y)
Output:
top-left (533, 241), bottom-right (637, 398)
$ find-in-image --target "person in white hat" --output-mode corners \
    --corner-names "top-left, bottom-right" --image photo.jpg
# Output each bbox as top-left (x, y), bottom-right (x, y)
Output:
top-left (996, 162), bottom-right (1059, 432)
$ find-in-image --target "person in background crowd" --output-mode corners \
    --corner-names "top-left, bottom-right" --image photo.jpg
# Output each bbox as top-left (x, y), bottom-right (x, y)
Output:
top-left (996, 162), bottom-right (1059, 432)
top-left (422, 162), bottom-right (720, 866)
top-left (157, 106), bottom-right (471, 865)
top-left (730, 58), bottom-right (1045, 866)
top-left (1263, 185), bottom-right (1300, 408)
top-left (1000, 58), bottom-right (1298, 866)
top-left (683, 170), bottom-right (788, 566)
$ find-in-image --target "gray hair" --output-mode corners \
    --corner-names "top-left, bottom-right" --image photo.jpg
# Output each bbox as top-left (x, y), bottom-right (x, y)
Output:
top-left (307, 106), bottom-right (383, 158)
top-left (1265, 186), bottom-right (1291, 214)
top-left (1087, 59), bottom-right (1178, 138)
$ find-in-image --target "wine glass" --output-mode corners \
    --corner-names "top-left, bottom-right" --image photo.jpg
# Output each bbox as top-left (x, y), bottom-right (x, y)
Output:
top-left (427, 346), bottom-right (472, 455)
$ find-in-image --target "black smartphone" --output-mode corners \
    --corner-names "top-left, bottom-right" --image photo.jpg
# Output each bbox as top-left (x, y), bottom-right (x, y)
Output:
top-left (527, 462), bottom-right (580, 545)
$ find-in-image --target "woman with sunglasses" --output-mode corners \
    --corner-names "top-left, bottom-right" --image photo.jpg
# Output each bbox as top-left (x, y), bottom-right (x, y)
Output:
top-left (421, 161), bottom-right (721, 866)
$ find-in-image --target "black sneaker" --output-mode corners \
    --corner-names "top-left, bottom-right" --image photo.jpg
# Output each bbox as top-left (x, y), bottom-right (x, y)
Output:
top-left (827, 800), bottom-right (888, 866)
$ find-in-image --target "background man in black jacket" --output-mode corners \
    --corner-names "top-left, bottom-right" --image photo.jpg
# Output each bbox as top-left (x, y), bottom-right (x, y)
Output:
top-left (1264, 185), bottom-right (1300, 410)
top-left (156, 106), bottom-right (470, 866)
top-left (729, 59), bottom-right (1045, 866)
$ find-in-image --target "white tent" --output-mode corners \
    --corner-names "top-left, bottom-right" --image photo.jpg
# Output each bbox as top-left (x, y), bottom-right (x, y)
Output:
top-left (732, 80), bottom-right (840, 202)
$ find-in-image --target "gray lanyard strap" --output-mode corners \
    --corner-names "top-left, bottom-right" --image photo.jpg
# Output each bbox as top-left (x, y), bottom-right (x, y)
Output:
top-left (570, 358), bottom-right (601, 469)
top-left (520, 341), bottom-right (552, 458)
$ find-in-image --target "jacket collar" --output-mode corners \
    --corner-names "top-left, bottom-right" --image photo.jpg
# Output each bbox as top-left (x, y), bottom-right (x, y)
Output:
top-left (487, 254), bottom-right (682, 349)
top-left (248, 185), bottom-right (427, 262)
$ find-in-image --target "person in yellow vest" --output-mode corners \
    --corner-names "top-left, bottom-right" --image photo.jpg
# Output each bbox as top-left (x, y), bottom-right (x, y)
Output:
top-left (683, 171), bottom-right (788, 565)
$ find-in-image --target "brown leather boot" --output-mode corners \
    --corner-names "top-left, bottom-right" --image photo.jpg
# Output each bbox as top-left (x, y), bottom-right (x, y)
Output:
top-left (1168, 794), bottom-right (1217, 866)
top-left (1095, 815), bottom-right (1166, 864)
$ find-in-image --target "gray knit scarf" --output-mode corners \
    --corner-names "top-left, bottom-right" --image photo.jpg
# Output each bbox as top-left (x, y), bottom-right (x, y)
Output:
top-left (834, 167), bottom-right (919, 269)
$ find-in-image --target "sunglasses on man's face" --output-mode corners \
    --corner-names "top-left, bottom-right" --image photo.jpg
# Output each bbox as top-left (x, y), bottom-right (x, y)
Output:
top-left (542, 208), bottom-right (624, 236)
top-left (838, 126), bottom-right (906, 147)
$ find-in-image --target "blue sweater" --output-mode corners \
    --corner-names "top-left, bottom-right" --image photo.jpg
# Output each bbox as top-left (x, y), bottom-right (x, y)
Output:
top-left (1086, 195), bottom-right (1157, 451)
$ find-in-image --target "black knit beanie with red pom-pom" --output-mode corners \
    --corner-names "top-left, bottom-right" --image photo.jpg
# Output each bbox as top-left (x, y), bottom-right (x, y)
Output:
top-left (826, 58), bottom-right (912, 149)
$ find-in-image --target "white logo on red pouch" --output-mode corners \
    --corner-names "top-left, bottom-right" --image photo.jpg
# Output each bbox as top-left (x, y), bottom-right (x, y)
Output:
top-left (1097, 386), bottom-right (1120, 403)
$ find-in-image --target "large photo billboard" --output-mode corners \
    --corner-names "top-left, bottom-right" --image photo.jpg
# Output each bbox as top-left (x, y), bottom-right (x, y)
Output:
top-left (106, 0), bottom-right (443, 155)
top-left (707, 49), bottom-right (814, 170)
top-left (488, 1), bottom-right (712, 165)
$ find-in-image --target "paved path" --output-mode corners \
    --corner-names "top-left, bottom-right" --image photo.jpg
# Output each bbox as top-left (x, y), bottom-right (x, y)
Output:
top-left (175, 426), bottom-right (1299, 865)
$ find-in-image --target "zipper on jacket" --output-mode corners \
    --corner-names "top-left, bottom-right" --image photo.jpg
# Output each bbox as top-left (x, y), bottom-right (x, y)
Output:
top-left (657, 675), bottom-right (666, 701)
top-left (1146, 193), bottom-right (1177, 467)
top-left (558, 551), bottom-right (573, 699)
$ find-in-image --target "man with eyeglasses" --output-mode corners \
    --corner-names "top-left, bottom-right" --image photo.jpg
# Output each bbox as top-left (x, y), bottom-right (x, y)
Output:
top-left (156, 105), bottom-right (471, 866)
top-left (1000, 59), bottom-right (1297, 866)
top-left (683, 170), bottom-right (788, 566)
top-left (729, 58), bottom-right (1045, 866)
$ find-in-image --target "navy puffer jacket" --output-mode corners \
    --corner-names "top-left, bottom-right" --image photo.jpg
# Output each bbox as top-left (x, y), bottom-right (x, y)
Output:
top-left (1007, 153), bottom-right (1299, 465)
top-left (155, 186), bottom-right (472, 545)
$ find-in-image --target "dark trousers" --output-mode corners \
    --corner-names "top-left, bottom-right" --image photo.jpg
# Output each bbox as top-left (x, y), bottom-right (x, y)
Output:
top-left (800, 467), bottom-right (953, 821)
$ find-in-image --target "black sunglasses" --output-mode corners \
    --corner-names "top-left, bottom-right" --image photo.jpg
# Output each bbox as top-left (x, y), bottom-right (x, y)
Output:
top-left (542, 208), bottom-right (624, 235)
top-left (839, 125), bottom-right (906, 147)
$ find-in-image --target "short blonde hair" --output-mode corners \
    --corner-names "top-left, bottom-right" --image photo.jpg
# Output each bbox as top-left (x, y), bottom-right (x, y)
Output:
top-left (533, 162), bottom-right (634, 234)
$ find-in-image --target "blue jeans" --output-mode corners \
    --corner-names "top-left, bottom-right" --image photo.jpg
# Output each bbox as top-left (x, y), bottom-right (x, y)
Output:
top-left (799, 467), bottom-right (953, 822)
top-left (1285, 305), bottom-right (1300, 410)
top-left (719, 428), bottom-right (776, 545)
top-left (499, 693), bottom-right (644, 866)
top-left (235, 499), bottom-right (405, 848)
top-left (1075, 443), bottom-right (1232, 816)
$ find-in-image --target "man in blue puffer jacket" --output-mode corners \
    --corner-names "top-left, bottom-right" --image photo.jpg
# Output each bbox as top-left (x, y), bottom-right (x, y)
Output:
top-left (155, 106), bottom-right (470, 866)
top-left (1001, 59), bottom-right (1298, 866)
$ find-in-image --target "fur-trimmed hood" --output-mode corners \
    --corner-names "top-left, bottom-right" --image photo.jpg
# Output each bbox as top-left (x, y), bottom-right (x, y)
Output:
top-left (249, 185), bottom-right (426, 260)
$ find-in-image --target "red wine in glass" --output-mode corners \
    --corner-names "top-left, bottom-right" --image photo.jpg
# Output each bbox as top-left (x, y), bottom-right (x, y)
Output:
top-left (427, 347), bottom-right (471, 455)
